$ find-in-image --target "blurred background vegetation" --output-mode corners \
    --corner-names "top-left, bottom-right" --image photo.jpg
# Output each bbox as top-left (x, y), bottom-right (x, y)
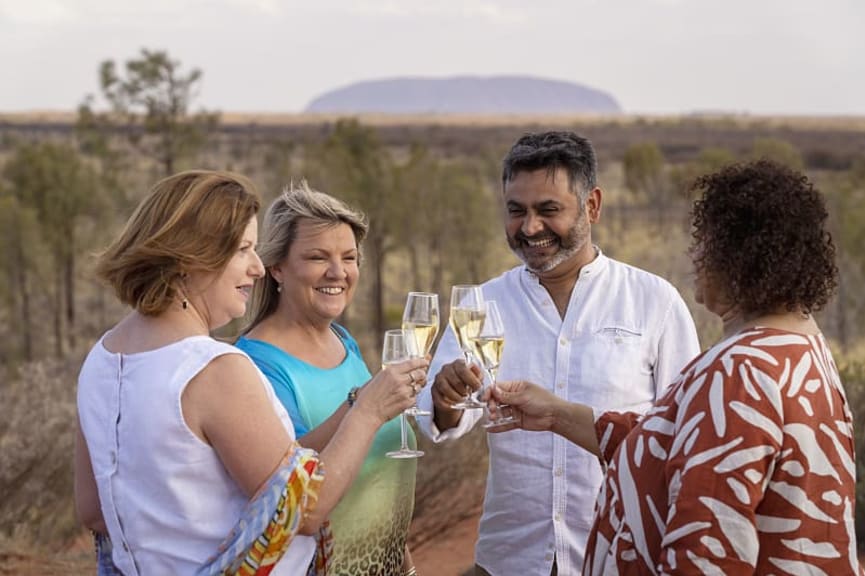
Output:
top-left (2, 49), bottom-right (865, 567)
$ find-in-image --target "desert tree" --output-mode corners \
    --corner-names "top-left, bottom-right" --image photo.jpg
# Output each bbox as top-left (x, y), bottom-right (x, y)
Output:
top-left (825, 161), bottom-right (865, 352)
top-left (80, 48), bottom-right (218, 176)
top-left (750, 137), bottom-right (804, 171)
top-left (435, 158), bottom-right (501, 287)
top-left (2, 142), bottom-right (107, 356)
top-left (391, 143), bottom-right (441, 291)
top-left (623, 142), bottom-right (670, 226)
top-left (0, 194), bottom-right (44, 363)
top-left (670, 146), bottom-right (737, 200)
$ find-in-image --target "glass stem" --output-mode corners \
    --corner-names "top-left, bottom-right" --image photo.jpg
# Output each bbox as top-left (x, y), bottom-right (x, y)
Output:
top-left (399, 413), bottom-right (409, 449)
top-left (462, 351), bottom-right (473, 399)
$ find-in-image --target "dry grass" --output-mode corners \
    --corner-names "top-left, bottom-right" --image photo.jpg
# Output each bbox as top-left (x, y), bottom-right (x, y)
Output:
top-left (0, 357), bottom-right (82, 546)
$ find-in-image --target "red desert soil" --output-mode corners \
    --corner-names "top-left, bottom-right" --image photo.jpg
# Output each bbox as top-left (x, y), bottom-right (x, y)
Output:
top-left (411, 510), bottom-right (479, 576)
top-left (0, 511), bottom-right (480, 576)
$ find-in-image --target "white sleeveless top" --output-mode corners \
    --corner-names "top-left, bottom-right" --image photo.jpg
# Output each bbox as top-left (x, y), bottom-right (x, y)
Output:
top-left (77, 334), bottom-right (316, 575)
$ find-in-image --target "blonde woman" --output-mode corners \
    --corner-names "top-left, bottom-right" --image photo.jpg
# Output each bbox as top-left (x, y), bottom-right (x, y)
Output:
top-left (238, 182), bottom-right (420, 576)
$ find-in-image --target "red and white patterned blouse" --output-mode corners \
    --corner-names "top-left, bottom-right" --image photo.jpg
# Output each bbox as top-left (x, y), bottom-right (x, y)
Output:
top-left (586, 327), bottom-right (863, 575)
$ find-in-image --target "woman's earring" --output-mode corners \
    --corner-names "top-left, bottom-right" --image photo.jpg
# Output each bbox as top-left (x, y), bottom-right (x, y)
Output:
top-left (180, 271), bottom-right (189, 309)
top-left (276, 283), bottom-right (283, 293)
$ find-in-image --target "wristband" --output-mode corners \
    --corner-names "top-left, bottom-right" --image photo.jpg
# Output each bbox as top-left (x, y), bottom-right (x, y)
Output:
top-left (347, 386), bottom-right (359, 408)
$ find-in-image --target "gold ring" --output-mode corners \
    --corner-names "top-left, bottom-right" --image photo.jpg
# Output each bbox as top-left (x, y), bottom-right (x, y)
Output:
top-left (410, 382), bottom-right (419, 396)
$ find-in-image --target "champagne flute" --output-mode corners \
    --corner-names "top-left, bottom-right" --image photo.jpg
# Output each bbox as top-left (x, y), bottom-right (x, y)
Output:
top-left (469, 301), bottom-right (517, 428)
top-left (449, 284), bottom-right (486, 410)
top-left (402, 291), bottom-right (439, 417)
top-left (383, 329), bottom-right (424, 459)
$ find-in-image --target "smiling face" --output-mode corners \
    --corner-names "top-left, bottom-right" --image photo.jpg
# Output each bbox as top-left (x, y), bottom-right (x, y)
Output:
top-left (271, 220), bottom-right (359, 324)
top-left (186, 216), bottom-right (264, 330)
top-left (504, 168), bottom-right (599, 277)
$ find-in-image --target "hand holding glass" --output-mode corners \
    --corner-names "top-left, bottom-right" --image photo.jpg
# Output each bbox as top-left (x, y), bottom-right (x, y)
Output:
top-left (449, 284), bottom-right (486, 410)
top-left (382, 329), bottom-right (424, 459)
top-left (468, 300), bottom-right (516, 428)
top-left (401, 292), bottom-right (439, 417)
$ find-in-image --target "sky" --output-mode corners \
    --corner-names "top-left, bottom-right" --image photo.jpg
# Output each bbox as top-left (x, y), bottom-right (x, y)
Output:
top-left (1, 0), bottom-right (863, 116)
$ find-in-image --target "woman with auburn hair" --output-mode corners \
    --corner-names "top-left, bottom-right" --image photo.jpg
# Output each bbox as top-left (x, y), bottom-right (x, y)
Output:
top-left (488, 160), bottom-right (862, 575)
top-left (74, 170), bottom-right (427, 575)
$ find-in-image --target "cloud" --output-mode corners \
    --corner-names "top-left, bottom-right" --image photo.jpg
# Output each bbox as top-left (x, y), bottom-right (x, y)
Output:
top-left (0, 0), bottom-right (283, 25)
top-left (0, 0), bottom-right (74, 24)
top-left (348, 0), bottom-right (524, 23)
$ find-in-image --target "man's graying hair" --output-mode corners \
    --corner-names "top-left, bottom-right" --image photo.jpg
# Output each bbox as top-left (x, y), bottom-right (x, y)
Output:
top-left (501, 131), bottom-right (598, 205)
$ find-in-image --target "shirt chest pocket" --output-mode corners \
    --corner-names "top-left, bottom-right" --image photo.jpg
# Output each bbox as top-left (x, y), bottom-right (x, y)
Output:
top-left (595, 325), bottom-right (643, 345)
top-left (573, 325), bottom-right (653, 410)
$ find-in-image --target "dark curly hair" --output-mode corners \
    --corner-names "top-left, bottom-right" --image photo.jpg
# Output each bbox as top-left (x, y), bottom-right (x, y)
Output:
top-left (690, 159), bottom-right (837, 315)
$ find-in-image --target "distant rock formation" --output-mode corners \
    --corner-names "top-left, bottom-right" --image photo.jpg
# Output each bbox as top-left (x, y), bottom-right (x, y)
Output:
top-left (304, 75), bottom-right (622, 115)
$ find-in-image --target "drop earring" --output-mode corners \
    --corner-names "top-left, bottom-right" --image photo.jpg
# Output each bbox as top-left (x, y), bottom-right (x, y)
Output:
top-left (276, 282), bottom-right (283, 293)
top-left (180, 271), bottom-right (189, 310)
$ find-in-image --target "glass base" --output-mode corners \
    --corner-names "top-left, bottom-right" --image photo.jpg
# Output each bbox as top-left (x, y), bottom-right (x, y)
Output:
top-left (404, 406), bottom-right (431, 417)
top-left (483, 415), bottom-right (517, 429)
top-left (451, 397), bottom-right (485, 410)
top-left (386, 449), bottom-right (424, 459)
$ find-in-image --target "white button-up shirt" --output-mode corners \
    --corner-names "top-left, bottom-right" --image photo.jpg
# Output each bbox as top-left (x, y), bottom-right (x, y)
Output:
top-left (416, 250), bottom-right (700, 576)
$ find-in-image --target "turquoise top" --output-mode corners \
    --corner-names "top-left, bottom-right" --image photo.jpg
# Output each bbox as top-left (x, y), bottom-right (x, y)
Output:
top-left (235, 325), bottom-right (417, 575)
top-left (235, 326), bottom-right (367, 437)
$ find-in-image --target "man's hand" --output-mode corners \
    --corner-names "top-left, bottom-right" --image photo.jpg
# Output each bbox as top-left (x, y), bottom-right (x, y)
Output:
top-left (431, 359), bottom-right (483, 431)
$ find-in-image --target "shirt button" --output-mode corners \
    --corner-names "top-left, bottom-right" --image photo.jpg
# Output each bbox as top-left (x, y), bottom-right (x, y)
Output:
top-left (559, 338), bottom-right (567, 346)
top-left (545, 553), bottom-right (554, 561)
top-left (557, 381), bottom-right (565, 390)
top-left (555, 468), bottom-right (563, 477)
top-left (554, 513), bottom-right (562, 522)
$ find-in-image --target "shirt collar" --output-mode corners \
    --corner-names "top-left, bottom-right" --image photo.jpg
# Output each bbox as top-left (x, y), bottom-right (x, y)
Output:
top-left (522, 245), bottom-right (607, 283)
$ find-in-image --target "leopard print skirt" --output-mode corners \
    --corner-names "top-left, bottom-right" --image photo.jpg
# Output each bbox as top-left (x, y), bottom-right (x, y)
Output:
top-left (325, 432), bottom-right (418, 575)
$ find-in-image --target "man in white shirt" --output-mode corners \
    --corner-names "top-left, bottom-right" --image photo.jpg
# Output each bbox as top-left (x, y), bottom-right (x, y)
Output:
top-left (415, 131), bottom-right (700, 576)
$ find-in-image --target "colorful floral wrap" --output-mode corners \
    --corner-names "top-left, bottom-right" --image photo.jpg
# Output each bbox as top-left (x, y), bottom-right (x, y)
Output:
top-left (95, 447), bottom-right (330, 575)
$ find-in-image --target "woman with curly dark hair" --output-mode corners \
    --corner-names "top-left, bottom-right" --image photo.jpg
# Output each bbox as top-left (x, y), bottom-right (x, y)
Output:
top-left (486, 160), bottom-right (862, 574)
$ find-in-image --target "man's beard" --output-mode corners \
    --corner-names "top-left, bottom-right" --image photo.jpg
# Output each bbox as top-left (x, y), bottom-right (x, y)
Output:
top-left (509, 219), bottom-right (588, 275)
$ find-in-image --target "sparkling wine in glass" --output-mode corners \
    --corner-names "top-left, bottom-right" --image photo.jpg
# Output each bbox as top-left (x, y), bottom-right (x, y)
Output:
top-left (469, 300), bottom-right (516, 428)
top-left (449, 284), bottom-right (486, 410)
top-left (382, 329), bottom-right (424, 459)
top-left (402, 292), bottom-right (439, 417)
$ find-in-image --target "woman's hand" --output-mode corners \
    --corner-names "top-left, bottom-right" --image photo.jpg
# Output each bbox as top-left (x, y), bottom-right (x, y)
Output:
top-left (355, 357), bottom-right (429, 426)
top-left (486, 381), bottom-right (601, 456)
top-left (485, 380), bottom-right (559, 433)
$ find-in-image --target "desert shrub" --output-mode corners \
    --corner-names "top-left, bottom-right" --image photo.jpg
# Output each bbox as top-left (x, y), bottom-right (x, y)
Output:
top-left (840, 360), bottom-right (865, 550)
top-left (0, 357), bottom-right (81, 545)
